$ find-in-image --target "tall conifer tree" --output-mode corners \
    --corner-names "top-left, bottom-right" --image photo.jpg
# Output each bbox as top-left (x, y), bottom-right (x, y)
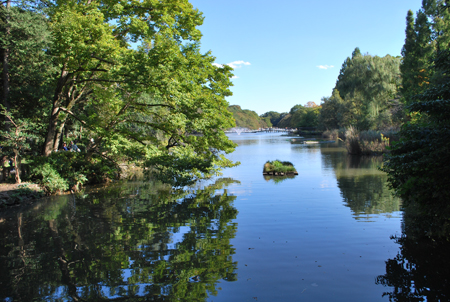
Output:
top-left (400, 10), bottom-right (433, 104)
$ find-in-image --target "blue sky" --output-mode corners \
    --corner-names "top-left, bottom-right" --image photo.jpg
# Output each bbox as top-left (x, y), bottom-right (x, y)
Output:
top-left (189, 0), bottom-right (423, 115)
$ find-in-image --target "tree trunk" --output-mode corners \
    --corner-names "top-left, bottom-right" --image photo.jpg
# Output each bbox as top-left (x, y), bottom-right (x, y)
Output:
top-left (53, 130), bottom-right (61, 151)
top-left (53, 121), bottom-right (66, 151)
top-left (43, 69), bottom-right (69, 156)
top-left (13, 149), bottom-right (21, 184)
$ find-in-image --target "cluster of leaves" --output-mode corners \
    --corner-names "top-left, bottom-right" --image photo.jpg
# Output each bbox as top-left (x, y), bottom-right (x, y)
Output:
top-left (29, 152), bottom-right (119, 194)
top-left (144, 145), bottom-right (237, 187)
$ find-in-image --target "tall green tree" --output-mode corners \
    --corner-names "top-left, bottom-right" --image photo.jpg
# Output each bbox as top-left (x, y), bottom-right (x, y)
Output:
top-left (384, 0), bottom-right (450, 205)
top-left (400, 10), bottom-right (434, 104)
top-left (422, 0), bottom-right (450, 51)
top-left (324, 48), bottom-right (401, 130)
top-left (319, 89), bottom-right (344, 130)
top-left (382, 49), bottom-right (450, 205)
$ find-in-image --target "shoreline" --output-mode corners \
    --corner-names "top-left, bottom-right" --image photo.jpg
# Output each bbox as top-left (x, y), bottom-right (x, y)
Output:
top-left (0, 183), bottom-right (45, 208)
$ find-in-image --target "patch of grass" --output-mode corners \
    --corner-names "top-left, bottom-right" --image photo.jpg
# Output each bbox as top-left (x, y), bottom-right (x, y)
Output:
top-left (263, 160), bottom-right (297, 174)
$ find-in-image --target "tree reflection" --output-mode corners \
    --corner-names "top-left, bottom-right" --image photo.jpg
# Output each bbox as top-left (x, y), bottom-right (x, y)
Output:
top-left (376, 203), bottom-right (450, 301)
top-left (263, 174), bottom-right (296, 184)
top-left (322, 151), bottom-right (401, 219)
top-left (0, 178), bottom-right (239, 301)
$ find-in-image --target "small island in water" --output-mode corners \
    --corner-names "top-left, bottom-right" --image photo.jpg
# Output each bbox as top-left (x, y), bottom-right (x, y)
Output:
top-left (263, 160), bottom-right (298, 176)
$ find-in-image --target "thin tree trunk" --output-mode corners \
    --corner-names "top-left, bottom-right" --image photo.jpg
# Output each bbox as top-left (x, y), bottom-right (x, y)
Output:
top-left (1, 0), bottom-right (11, 132)
top-left (13, 149), bottom-right (21, 184)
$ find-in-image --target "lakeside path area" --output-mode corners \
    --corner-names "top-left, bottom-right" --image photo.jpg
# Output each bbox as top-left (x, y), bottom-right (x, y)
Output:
top-left (0, 183), bottom-right (44, 208)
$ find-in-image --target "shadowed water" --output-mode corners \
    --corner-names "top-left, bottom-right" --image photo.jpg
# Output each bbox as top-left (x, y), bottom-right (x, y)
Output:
top-left (3, 133), bottom-right (443, 301)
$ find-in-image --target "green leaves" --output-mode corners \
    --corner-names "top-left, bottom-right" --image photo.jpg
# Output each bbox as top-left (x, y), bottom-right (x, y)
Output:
top-left (328, 49), bottom-right (401, 130)
top-left (3, 0), bottom-right (237, 186)
top-left (382, 49), bottom-right (450, 205)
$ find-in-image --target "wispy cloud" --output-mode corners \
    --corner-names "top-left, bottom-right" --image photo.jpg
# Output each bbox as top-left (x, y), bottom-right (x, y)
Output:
top-left (213, 61), bottom-right (251, 69)
top-left (317, 65), bottom-right (334, 70)
top-left (231, 75), bottom-right (239, 79)
top-left (227, 60), bottom-right (251, 69)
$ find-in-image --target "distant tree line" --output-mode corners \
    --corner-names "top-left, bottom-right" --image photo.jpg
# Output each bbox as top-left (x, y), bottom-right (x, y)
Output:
top-left (252, 50), bottom-right (403, 132)
top-left (227, 105), bottom-right (271, 129)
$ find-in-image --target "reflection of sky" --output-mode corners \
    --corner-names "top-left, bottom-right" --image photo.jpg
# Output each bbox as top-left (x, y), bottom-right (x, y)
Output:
top-left (209, 132), bottom-right (403, 301)
top-left (166, 225), bottom-right (191, 250)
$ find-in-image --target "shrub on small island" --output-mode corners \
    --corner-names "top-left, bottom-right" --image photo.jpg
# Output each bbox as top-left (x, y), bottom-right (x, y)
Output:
top-left (263, 160), bottom-right (297, 175)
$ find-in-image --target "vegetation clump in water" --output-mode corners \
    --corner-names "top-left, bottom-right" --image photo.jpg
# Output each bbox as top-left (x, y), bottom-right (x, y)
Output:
top-left (263, 160), bottom-right (298, 175)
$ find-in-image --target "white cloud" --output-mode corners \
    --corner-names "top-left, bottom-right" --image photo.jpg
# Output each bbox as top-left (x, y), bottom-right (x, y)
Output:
top-left (227, 60), bottom-right (251, 69)
top-left (317, 65), bottom-right (334, 70)
top-left (231, 75), bottom-right (239, 79)
top-left (213, 61), bottom-right (251, 69)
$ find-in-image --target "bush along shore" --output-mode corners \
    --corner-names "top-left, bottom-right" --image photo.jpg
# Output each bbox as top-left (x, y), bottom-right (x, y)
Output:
top-left (263, 160), bottom-right (298, 176)
top-left (321, 127), bottom-right (399, 155)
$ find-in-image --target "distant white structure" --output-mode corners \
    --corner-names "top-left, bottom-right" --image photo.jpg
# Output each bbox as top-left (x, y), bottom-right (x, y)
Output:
top-left (227, 127), bottom-right (249, 135)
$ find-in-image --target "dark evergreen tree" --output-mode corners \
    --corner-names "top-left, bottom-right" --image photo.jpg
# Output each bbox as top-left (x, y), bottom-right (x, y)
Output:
top-left (400, 10), bottom-right (434, 105)
top-left (382, 49), bottom-right (450, 205)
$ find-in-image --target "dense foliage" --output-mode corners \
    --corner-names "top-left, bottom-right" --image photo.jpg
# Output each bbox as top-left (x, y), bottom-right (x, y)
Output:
top-left (382, 0), bottom-right (450, 206)
top-left (319, 48), bottom-right (402, 131)
top-left (382, 49), bottom-right (450, 205)
top-left (0, 0), bottom-right (238, 188)
top-left (228, 105), bottom-right (270, 129)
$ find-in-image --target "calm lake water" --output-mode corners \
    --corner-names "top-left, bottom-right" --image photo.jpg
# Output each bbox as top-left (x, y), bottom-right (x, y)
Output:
top-left (2, 132), bottom-right (440, 301)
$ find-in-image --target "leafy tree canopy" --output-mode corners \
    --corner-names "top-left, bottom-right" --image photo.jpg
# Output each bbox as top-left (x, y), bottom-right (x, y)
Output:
top-left (1, 0), bottom-right (238, 187)
top-left (319, 48), bottom-right (401, 130)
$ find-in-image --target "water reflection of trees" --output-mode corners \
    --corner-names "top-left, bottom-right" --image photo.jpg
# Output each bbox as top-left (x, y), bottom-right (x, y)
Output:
top-left (322, 150), bottom-right (401, 219)
top-left (0, 178), bottom-right (239, 301)
top-left (376, 203), bottom-right (450, 301)
top-left (263, 174), bottom-right (296, 184)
